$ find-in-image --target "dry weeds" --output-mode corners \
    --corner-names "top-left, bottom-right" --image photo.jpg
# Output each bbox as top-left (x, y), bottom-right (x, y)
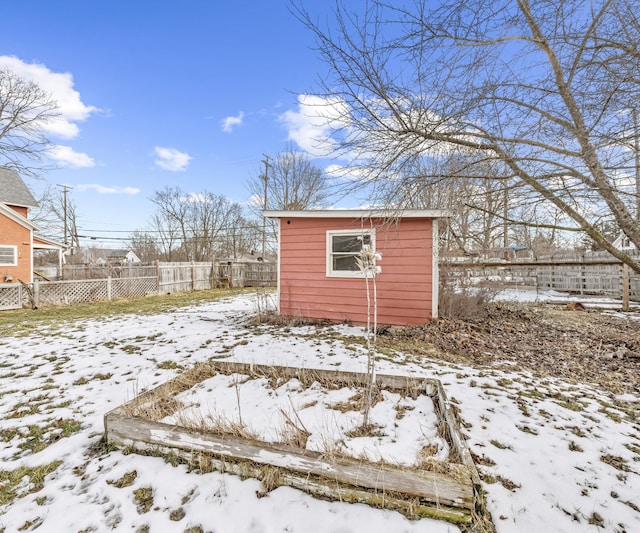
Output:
top-left (378, 303), bottom-right (640, 395)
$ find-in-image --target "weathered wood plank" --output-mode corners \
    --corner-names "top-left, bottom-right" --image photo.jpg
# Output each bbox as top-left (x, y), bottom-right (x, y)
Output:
top-left (107, 436), bottom-right (472, 523)
top-left (199, 360), bottom-right (433, 394)
top-left (432, 380), bottom-right (481, 486)
top-left (105, 413), bottom-right (474, 509)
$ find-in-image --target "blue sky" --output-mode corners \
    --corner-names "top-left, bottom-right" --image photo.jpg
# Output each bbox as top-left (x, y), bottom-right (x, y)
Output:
top-left (2, 0), bottom-right (346, 247)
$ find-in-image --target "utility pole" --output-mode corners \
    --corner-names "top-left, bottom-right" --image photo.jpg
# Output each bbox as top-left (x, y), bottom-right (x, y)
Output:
top-left (261, 154), bottom-right (270, 259)
top-left (57, 184), bottom-right (73, 247)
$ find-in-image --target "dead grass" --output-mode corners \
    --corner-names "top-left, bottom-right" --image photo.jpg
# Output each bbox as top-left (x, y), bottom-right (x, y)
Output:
top-left (0, 461), bottom-right (62, 507)
top-left (330, 388), bottom-right (383, 413)
top-left (344, 423), bottom-right (386, 438)
top-left (0, 288), bottom-right (250, 338)
top-left (174, 410), bottom-right (260, 441)
top-left (122, 364), bottom-right (220, 420)
top-left (279, 405), bottom-right (310, 448)
top-left (378, 302), bottom-right (640, 396)
top-left (107, 470), bottom-right (138, 488)
top-left (256, 466), bottom-right (282, 497)
top-left (133, 487), bottom-right (154, 514)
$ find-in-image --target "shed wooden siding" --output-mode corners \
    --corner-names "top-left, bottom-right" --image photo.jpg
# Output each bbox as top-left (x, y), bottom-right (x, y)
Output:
top-left (278, 217), bottom-right (434, 326)
top-left (0, 215), bottom-right (32, 282)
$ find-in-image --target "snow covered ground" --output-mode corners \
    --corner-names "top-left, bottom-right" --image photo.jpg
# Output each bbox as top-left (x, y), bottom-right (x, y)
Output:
top-left (0, 292), bottom-right (638, 533)
top-left (161, 370), bottom-right (449, 467)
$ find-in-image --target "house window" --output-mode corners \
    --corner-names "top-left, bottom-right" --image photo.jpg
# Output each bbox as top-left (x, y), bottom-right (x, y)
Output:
top-left (0, 245), bottom-right (17, 266)
top-left (326, 229), bottom-right (375, 277)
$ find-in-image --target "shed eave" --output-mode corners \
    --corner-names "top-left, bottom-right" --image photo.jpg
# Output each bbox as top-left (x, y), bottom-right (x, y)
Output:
top-left (263, 208), bottom-right (452, 219)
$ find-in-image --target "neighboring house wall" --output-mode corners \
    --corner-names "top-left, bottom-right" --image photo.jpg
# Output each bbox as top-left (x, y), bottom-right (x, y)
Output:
top-left (0, 212), bottom-right (32, 282)
top-left (613, 232), bottom-right (637, 251)
top-left (124, 251), bottom-right (140, 263)
top-left (277, 216), bottom-right (436, 326)
top-left (0, 168), bottom-right (63, 284)
top-left (9, 205), bottom-right (28, 218)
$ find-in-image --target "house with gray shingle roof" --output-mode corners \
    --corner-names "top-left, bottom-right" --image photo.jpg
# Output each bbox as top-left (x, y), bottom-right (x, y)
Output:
top-left (0, 168), bottom-right (66, 283)
top-left (0, 167), bottom-right (39, 209)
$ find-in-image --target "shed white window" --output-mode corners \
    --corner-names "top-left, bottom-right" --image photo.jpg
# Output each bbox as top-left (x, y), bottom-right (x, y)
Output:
top-left (326, 229), bottom-right (375, 277)
top-left (0, 245), bottom-right (17, 266)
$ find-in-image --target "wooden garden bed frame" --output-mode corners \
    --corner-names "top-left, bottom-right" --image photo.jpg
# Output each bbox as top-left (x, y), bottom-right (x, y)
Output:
top-left (104, 361), bottom-right (481, 524)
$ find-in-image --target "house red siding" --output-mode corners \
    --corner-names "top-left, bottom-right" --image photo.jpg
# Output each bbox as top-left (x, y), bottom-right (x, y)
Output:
top-left (278, 216), bottom-right (435, 326)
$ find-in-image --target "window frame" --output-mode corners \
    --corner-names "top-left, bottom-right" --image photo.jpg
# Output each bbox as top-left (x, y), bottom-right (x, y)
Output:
top-left (326, 229), bottom-right (376, 278)
top-left (0, 245), bottom-right (17, 266)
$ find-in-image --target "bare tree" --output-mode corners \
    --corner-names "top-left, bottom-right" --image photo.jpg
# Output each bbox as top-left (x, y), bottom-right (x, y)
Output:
top-left (150, 202), bottom-right (183, 261)
top-left (248, 146), bottom-right (329, 212)
top-left (150, 187), bottom-right (191, 260)
top-left (384, 157), bottom-right (514, 255)
top-left (0, 69), bottom-right (59, 177)
top-left (150, 187), bottom-right (251, 262)
top-left (248, 146), bottom-right (329, 256)
top-left (215, 204), bottom-right (261, 259)
top-left (128, 231), bottom-right (161, 262)
top-left (295, 0), bottom-right (640, 273)
top-left (32, 185), bottom-right (81, 251)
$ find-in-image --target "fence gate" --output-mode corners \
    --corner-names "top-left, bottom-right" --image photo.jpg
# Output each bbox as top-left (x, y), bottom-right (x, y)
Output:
top-left (0, 283), bottom-right (22, 310)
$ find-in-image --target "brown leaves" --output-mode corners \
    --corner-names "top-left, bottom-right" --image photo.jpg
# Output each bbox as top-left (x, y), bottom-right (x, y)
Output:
top-left (412, 305), bottom-right (640, 395)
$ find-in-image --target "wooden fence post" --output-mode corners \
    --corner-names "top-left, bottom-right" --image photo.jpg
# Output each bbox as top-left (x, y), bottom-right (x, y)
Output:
top-left (32, 281), bottom-right (39, 308)
top-left (622, 264), bottom-right (630, 312)
top-left (107, 277), bottom-right (112, 301)
top-left (156, 260), bottom-right (161, 295)
top-left (191, 261), bottom-right (196, 292)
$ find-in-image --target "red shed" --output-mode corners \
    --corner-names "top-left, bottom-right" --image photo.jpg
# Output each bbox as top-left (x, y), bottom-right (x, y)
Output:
top-left (263, 209), bottom-right (448, 326)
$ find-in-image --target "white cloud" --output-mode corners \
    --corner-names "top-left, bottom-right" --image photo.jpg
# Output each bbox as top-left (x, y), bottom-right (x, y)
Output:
top-left (154, 146), bottom-right (192, 171)
top-left (182, 192), bottom-right (207, 204)
top-left (76, 184), bottom-right (141, 195)
top-left (246, 194), bottom-right (265, 208)
top-left (46, 145), bottom-right (95, 168)
top-left (221, 112), bottom-right (244, 133)
top-left (280, 94), bottom-right (350, 157)
top-left (0, 55), bottom-right (99, 139)
top-left (324, 164), bottom-right (369, 181)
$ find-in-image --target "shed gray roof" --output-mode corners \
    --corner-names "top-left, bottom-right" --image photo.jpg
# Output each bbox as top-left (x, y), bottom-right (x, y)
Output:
top-left (0, 167), bottom-right (39, 208)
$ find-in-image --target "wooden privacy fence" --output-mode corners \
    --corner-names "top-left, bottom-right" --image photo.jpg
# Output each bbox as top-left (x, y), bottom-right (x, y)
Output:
top-left (442, 260), bottom-right (640, 310)
top-left (0, 261), bottom-right (277, 310)
top-left (158, 261), bottom-right (277, 293)
top-left (60, 263), bottom-right (158, 280)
